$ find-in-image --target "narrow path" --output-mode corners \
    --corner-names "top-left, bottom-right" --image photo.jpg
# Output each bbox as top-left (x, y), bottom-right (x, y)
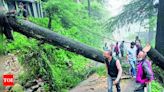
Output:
top-left (0, 55), bottom-right (21, 91)
top-left (70, 73), bottom-right (137, 92)
top-left (70, 56), bottom-right (138, 92)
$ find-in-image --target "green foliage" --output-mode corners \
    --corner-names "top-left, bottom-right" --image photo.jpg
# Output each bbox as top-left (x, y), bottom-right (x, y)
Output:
top-left (5, 0), bottom-right (113, 92)
top-left (152, 81), bottom-right (163, 92)
top-left (5, 0), bottom-right (110, 91)
top-left (29, 16), bottom-right (104, 49)
top-left (0, 32), bottom-right (4, 54)
top-left (152, 64), bottom-right (164, 87)
top-left (11, 83), bottom-right (24, 92)
top-left (6, 32), bottom-right (91, 91)
top-left (41, 0), bottom-right (109, 49)
top-left (95, 66), bottom-right (106, 76)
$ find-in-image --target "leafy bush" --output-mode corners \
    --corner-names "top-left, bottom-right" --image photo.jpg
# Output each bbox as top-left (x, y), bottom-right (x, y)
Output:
top-left (152, 81), bottom-right (163, 92)
top-left (95, 66), bottom-right (107, 76)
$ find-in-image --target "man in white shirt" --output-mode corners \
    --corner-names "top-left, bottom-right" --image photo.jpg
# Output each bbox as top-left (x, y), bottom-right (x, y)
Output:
top-left (127, 42), bottom-right (137, 78)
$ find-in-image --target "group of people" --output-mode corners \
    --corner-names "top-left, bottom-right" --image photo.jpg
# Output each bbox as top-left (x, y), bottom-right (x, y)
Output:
top-left (0, 0), bottom-right (28, 42)
top-left (103, 41), bottom-right (125, 58)
top-left (103, 36), bottom-right (154, 92)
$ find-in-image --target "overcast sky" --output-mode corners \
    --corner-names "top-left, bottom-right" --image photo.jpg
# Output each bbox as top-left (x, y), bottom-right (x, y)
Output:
top-left (103, 0), bottom-right (148, 42)
top-left (104, 0), bottom-right (131, 16)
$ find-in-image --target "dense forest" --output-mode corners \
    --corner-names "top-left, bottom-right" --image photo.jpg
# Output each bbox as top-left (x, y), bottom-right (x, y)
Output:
top-left (0, 0), bottom-right (164, 92)
top-left (2, 0), bottom-right (110, 91)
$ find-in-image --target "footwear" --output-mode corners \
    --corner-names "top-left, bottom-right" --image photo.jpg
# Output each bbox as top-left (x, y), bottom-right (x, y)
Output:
top-left (134, 84), bottom-right (145, 91)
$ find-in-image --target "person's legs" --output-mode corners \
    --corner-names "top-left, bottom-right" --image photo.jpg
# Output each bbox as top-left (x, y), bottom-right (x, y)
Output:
top-left (115, 80), bottom-right (121, 92)
top-left (121, 50), bottom-right (124, 57)
top-left (108, 75), bottom-right (113, 92)
top-left (116, 52), bottom-right (119, 58)
top-left (129, 60), bottom-right (133, 76)
top-left (129, 60), bottom-right (136, 77)
top-left (133, 60), bottom-right (136, 76)
top-left (135, 83), bottom-right (145, 92)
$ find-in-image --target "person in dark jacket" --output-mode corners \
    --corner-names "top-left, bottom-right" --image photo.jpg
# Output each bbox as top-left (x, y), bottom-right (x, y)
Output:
top-left (103, 50), bottom-right (122, 92)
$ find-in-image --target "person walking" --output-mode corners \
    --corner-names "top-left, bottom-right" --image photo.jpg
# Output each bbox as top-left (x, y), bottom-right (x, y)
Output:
top-left (104, 50), bottom-right (122, 92)
top-left (135, 47), bottom-right (154, 92)
top-left (114, 42), bottom-right (119, 58)
top-left (17, 2), bottom-right (28, 20)
top-left (120, 41), bottom-right (125, 57)
top-left (103, 42), bottom-right (109, 51)
top-left (127, 42), bottom-right (137, 78)
top-left (136, 40), bottom-right (142, 56)
top-left (135, 36), bottom-right (140, 43)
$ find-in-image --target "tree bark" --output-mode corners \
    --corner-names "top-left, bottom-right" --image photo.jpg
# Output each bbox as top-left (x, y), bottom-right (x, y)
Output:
top-left (4, 17), bottom-right (105, 63)
top-left (155, 0), bottom-right (164, 55)
top-left (48, 15), bottom-right (52, 29)
top-left (147, 48), bottom-right (164, 70)
top-left (88, 0), bottom-right (91, 16)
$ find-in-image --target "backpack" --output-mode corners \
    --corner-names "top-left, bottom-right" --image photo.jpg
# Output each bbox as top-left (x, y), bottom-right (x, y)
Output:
top-left (136, 60), bottom-right (154, 84)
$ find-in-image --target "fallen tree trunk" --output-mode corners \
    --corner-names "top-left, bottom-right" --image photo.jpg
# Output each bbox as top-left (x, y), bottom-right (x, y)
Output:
top-left (0, 16), bottom-right (164, 69)
top-left (6, 17), bottom-right (105, 63)
top-left (147, 48), bottom-right (164, 70)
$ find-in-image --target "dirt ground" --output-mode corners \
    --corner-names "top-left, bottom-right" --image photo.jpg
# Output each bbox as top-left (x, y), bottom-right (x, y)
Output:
top-left (70, 73), bottom-right (138, 92)
top-left (0, 55), bottom-right (21, 91)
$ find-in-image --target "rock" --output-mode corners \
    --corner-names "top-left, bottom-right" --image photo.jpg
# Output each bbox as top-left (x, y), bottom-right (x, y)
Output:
top-left (90, 88), bottom-right (94, 90)
top-left (24, 78), bottom-right (45, 92)
top-left (25, 88), bottom-right (33, 92)
top-left (31, 84), bottom-right (40, 91)
top-left (36, 87), bottom-right (45, 92)
top-left (24, 80), bottom-right (37, 88)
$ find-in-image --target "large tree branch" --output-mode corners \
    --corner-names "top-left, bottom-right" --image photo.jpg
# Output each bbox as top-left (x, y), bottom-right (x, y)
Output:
top-left (0, 15), bottom-right (164, 69)
top-left (2, 16), bottom-right (105, 63)
top-left (147, 48), bottom-right (164, 70)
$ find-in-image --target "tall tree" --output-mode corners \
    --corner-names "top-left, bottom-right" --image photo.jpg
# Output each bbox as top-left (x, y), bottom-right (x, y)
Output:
top-left (88, 0), bottom-right (91, 16)
top-left (105, 0), bottom-right (164, 55)
top-left (105, 0), bottom-right (164, 70)
top-left (156, 0), bottom-right (164, 55)
top-left (44, 0), bottom-right (59, 29)
top-left (105, 0), bottom-right (156, 31)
